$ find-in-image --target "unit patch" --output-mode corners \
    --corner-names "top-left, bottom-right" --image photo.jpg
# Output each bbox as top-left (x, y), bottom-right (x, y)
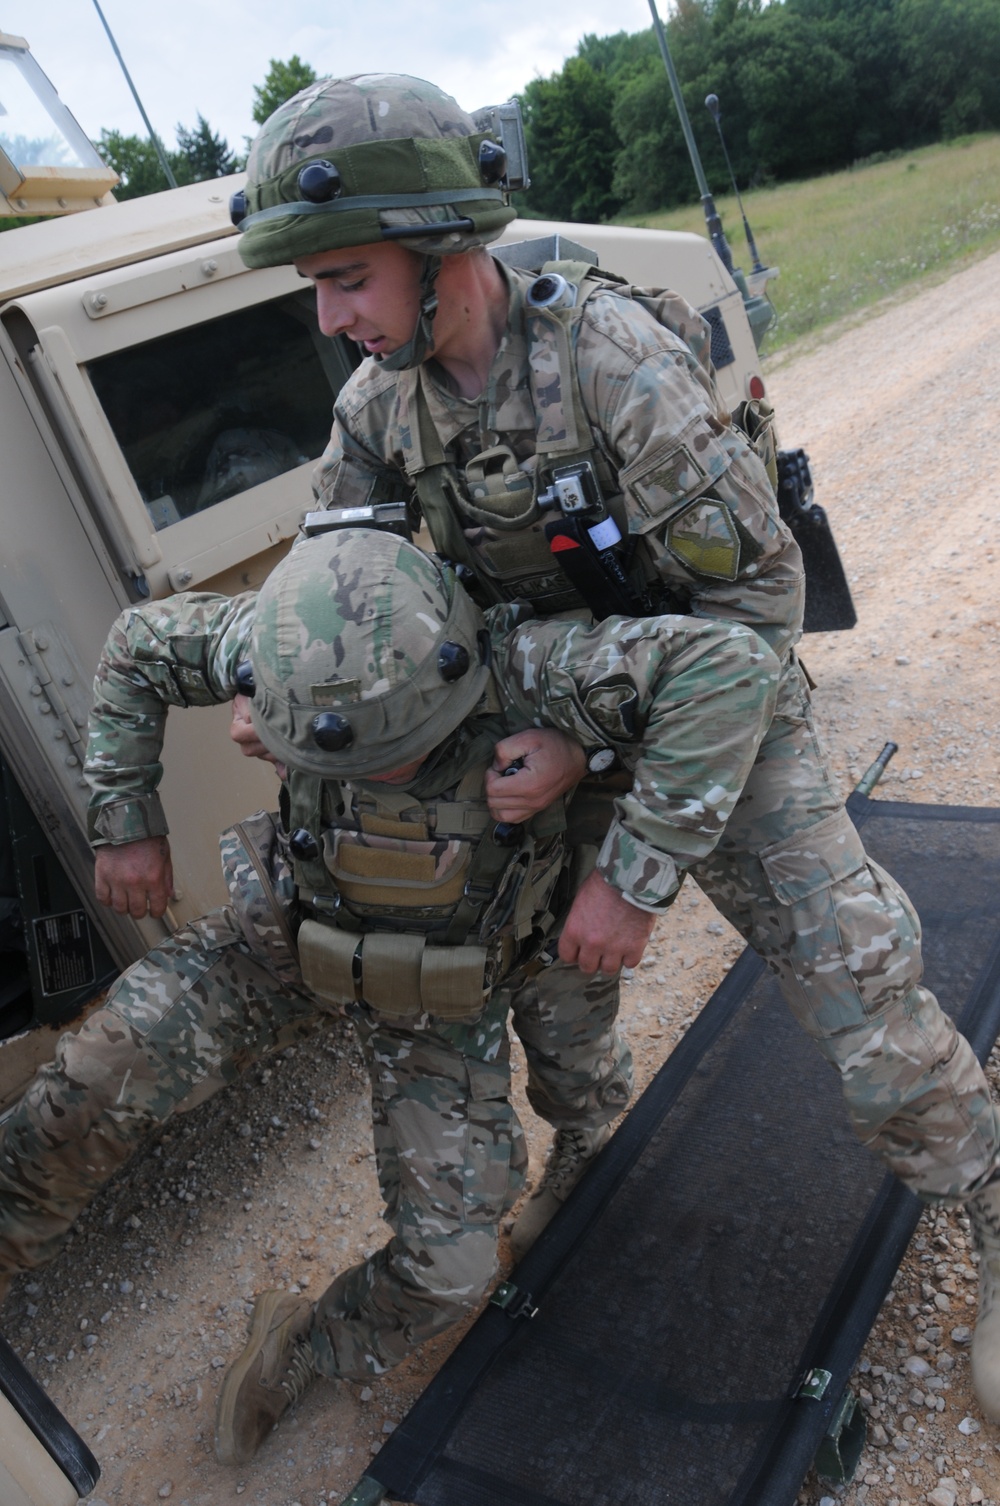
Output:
top-left (666, 498), bottom-right (742, 581)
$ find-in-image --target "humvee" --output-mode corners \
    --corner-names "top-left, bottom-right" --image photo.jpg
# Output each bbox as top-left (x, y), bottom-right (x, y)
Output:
top-left (0, 31), bottom-right (831, 1099)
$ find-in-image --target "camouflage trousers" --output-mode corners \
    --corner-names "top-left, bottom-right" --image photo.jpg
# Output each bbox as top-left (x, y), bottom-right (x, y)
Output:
top-left (516, 659), bottom-right (1000, 1207)
top-left (0, 906), bottom-right (629, 1378)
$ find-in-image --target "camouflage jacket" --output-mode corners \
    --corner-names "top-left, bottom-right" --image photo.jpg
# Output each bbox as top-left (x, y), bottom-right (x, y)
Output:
top-left (85, 594), bottom-right (778, 911)
top-left (313, 262), bottom-right (805, 662)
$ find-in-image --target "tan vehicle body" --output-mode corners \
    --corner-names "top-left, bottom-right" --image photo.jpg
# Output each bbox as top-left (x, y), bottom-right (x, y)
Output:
top-left (0, 172), bottom-right (771, 1093)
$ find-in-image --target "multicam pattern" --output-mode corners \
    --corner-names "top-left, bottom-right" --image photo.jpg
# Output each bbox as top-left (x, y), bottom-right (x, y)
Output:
top-left (314, 264), bottom-right (806, 662)
top-left (315, 260), bottom-right (1000, 1206)
top-left (239, 74), bottom-right (513, 268)
top-left (0, 904), bottom-right (634, 1372)
top-left (0, 552), bottom-right (779, 1391)
top-left (85, 583), bottom-right (779, 907)
top-left (492, 605), bottom-right (779, 905)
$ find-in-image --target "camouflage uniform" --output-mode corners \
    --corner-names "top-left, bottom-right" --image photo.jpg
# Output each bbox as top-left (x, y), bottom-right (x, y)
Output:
top-left (313, 263), bottom-right (1000, 1206)
top-left (0, 583), bottom-right (778, 1378)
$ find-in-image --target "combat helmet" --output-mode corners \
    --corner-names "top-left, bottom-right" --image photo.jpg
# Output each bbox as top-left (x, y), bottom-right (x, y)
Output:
top-left (234, 74), bottom-right (518, 368)
top-left (243, 529), bottom-right (491, 780)
top-left (235, 74), bottom-right (515, 264)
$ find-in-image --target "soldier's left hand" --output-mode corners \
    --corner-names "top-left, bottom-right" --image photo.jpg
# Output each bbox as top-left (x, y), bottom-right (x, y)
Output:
top-left (486, 729), bottom-right (586, 821)
top-left (559, 870), bottom-right (656, 975)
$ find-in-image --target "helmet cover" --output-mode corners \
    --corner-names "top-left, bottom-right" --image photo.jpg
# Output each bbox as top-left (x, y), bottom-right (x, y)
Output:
top-left (249, 529), bottom-right (490, 779)
top-left (238, 73), bottom-right (515, 268)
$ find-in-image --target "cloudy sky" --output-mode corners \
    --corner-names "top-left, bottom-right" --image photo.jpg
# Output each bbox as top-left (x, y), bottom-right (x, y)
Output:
top-left (3, 0), bottom-right (660, 155)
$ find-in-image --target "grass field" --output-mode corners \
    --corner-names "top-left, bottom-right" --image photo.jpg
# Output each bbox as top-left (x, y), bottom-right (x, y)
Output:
top-left (621, 133), bottom-right (1000, 356)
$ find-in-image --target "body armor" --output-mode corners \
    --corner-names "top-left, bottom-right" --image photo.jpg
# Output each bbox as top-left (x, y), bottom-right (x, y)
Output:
top-left (223, 739), bottom-right (571, 1026)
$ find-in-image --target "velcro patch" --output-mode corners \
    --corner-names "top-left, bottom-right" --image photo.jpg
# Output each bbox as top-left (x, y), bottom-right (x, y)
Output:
top-left (666, 499), bottom-right (741, 580)
top-left (312, 680), bottom-right (361, 705)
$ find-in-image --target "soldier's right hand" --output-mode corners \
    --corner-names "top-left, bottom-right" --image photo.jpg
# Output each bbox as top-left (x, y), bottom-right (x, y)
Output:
top-left (95, 837), bottom-right (174, 919)
top-left (230, 692), bottom-right (281, 767)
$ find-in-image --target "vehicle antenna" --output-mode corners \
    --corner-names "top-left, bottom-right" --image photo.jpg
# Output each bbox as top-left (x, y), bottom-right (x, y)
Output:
top-left (89, 0), bottom-right (178, 190)
top-left (646, 0), bottom-right (734, 276)
top-left (705, 93), bottom-right (764, 274)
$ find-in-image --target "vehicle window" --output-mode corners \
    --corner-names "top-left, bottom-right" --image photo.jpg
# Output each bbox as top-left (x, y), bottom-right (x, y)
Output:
top-left (85, 292), bottom-right (358, 530)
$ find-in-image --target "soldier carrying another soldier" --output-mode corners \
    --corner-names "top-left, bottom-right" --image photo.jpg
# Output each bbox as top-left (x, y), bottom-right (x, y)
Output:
top-left (223, 72), bottom-right (1000, 1424)
top-left (0, 528), bottom-right (779, 1464)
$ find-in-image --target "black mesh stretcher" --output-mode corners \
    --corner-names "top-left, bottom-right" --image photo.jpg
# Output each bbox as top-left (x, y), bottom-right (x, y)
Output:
top-left (341, 796), bottom-right (1000, 1506)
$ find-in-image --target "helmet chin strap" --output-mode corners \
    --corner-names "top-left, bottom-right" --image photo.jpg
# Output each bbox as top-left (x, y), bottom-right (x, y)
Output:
top-left (373, 254), bottom-right (442, 372)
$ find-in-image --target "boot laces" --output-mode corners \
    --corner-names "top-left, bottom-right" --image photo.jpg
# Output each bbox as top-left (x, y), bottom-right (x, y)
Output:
top-left (540, 1127), bottom-right (604, 1198)
top-left (280, 1338), bottom-right (317, 1405)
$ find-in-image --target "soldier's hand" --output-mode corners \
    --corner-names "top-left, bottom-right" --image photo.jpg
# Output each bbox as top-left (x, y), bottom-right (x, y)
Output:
top-left (486, 729), bottom-right (586, 821)
top-left (95, 837), bottom-right (174, 920)
top-left (230, 693), bottom-right (281, 767)
top-left (559, 870), bottom-right (656, 976)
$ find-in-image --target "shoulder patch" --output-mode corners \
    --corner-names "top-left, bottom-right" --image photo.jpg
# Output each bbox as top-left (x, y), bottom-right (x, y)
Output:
top-left (666, 499), bottom-right (741, 581)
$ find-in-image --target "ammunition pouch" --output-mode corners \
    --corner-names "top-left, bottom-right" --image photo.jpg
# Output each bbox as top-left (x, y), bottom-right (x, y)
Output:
top-left (297, 920), bottom-right (511, 1022)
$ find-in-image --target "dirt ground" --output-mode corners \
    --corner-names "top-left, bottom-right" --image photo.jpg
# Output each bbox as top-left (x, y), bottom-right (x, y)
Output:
top-left (5, 245), bottom-right (1000, 1506)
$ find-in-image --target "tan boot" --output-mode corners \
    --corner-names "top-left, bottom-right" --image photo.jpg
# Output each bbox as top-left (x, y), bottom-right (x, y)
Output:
top-left (215, 1290), bottom-right (318, 1465)
top-left (510, 1124), bottom-right (612, 1264)
top-left (968, 1184), bottom-right (1000, 1419)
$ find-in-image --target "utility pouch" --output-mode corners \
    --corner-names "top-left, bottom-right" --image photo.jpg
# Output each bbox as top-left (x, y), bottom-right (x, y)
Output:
top-left (324, 829), bottom-right (473, 920)
top-left (297, 918), bottom-right (490, 1022)
top-left (733, 397), bottom-right (779, 492)
top-left (219, 811), bottom-right (300, 984)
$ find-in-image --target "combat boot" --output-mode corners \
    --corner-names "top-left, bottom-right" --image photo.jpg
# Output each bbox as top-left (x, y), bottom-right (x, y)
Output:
top-left (510, 1124), bottom-right (612, 1264)
top-left (215, 1290), bottom-right (318, 1464)
top-left (967, 1183), bottom-right (1000, 1419)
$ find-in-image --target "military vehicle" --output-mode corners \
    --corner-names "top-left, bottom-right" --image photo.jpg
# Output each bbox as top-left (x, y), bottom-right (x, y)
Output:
top-left (0, 32), bottom-right (843, 1097)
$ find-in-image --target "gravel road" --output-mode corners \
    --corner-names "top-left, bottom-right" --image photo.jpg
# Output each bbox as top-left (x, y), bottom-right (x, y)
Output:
top-left (5, 246), bottom-right (1000, 1506)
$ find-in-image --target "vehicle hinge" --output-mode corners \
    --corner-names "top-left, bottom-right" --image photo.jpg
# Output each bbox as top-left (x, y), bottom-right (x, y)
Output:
top-left (490, 1280), bottom-right (538, 1320)
top-left (796, 1367), bottom-right (832, 1402)
top-left (17, 626), bottom-right (88, 766)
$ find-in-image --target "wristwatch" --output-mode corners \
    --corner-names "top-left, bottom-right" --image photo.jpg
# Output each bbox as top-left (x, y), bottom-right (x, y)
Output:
top-left (585, 746), bottom-right (619, 775)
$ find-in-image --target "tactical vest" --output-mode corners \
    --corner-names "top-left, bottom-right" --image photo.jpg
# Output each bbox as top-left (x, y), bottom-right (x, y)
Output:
top-left (397, 260), bottom-right (777, 619)
top-left (221, 727), bottom-right (571, 1025)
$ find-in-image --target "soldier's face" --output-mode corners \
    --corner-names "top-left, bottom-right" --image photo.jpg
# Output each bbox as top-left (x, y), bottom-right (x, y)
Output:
top-left (295, 241), bottom-right (423, 357)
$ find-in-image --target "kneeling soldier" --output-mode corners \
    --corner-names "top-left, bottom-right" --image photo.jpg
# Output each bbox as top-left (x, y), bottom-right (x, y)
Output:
top-left (0, 529), bottom-right (778, 1464)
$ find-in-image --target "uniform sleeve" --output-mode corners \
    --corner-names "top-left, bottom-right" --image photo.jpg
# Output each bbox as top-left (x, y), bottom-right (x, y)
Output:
top-left (495, 610), bottom-right (779, 908)
top-left (575, 295), bottom-right (806, 662)
top-left (85, 592), bottom-right (256, 845)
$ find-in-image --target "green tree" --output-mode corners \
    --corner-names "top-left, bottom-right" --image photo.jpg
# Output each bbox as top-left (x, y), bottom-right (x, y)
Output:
top-left (610, 3), bottom-right (720, 213)
top-left (726, 10), bottom-right (857, 179)
top-left (96, 129), bottom-right (183, 200)
top-left (895, 0), bottom-right (1000, 138)
top-left (175, 114), bottom-right (240, 178)
top-left (520, 57), bottom-right (622, 222)
top-left (785, 0), bottom-right (907, 159)
top-left (97, 114), bottom-right (240, 203)
top-left (252, 56), bottom-right (318, 126)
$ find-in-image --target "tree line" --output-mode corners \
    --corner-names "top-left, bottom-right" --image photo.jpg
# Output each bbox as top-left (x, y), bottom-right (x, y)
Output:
top-left (94, 56), bottom-right (317, 201)
top-left (8, 2), bottom-right (1000, 224)
top-left (517, 0), bottom-right (1000, 222)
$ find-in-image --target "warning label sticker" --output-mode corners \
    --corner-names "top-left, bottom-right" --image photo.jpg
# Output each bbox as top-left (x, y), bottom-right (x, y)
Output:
top-left (33, 909), bottom-right (96, 996)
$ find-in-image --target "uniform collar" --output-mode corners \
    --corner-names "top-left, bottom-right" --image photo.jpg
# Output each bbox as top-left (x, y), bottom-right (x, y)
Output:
top-left (417, 261), bottom-right (537, 449)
